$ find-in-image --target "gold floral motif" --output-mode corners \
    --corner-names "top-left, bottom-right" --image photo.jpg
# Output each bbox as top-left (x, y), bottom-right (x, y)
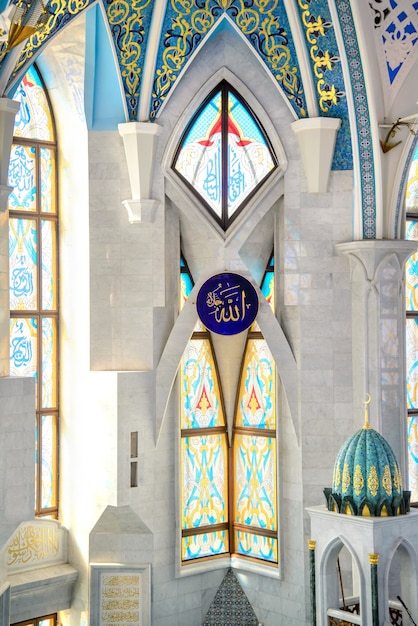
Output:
top-left (12, 0), bottom-right (87, 76)
top-left (367, 465), bottom-right (379, 497)
top-left (106, 0), bottom-right (152, 116)
top-left (298, 0), bottom-right (342, 112)
top-left (382, 464), bottom-right (392, 496)
top-left (342, 462), bottom-right (350, 493)
top-left (333, 464), bottom-right (341, 488)
top-left (152, 0), bottom-right (305, 117)
top-left (393, 464), bottom-right (402, 491)
top-left (353, 464), bottom-right (364, 496)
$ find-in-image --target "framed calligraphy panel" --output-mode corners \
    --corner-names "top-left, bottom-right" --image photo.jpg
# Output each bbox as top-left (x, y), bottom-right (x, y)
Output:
top-left (196, 272), bottom-right (259, 335)
top-left (90, 563), bottom-right (151, 626)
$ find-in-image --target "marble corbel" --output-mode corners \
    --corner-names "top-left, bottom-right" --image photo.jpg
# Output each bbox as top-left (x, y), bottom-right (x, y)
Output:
top-left (291, 117), bottom-right (341, 193)
top-left (0, 97), bottom-right (20, 210)
top-left (118, 121), bottom-right (162, 223)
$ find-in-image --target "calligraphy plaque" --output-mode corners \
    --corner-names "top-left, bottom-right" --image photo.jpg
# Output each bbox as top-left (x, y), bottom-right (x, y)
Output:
top-left (90, 564), bottom-right (151, 626)
top-left (196, 272), bottom-right (259, 335)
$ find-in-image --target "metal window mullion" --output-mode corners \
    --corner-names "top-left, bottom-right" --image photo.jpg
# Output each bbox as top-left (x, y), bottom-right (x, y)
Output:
top-left (221, 83), bottom-right (229, 229)
top-left (228, 442), bottom-right (234, 555)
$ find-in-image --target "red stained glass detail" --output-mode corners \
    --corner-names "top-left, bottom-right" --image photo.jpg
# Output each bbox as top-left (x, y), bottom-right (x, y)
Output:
top-left (197, 386), bottom-right (212, 413)
top-left (247, 387), bottom-right (261, 414)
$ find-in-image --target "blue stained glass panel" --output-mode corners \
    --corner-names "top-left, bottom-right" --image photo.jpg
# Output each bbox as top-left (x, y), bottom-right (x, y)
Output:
top-left (40, 147), bottom-right (56, 214)
top-left (180, 92), bottom-right (220, 145)
top-left (10, 317), bottom-right (37, 379)
top-left (174, 91), bottom-right (222, 218)
top-left (8, 144), bottom-right (36, 212)
top-left (174, 83), bottom-right (277, 228)
top-left (406, 222), bottom-right (418, 312)
top-left (42, 318), bottom-right (57, 409)
top-left (235, 530), bottom-right (277, 562)
top-left (182, 530), bottom-right (228, 561)
top-left (180, 254), bottom-right (194, 310)
top-left (234, 433), bottom-right (276, 530)
top-left (180, 273), bottom-right (194, 309)
top-left (41, 414), bottom-right (57, 508)
top-left (181, 338), bottom-right (224, 429)
top-left (41, 219), bottom-right (56, 310)
top-left (227, 93), bottom-right (276, 216)
top-left (181, 434), bottom-right (227, 529)
top-left (261, 255), bottom-right (275, 310)
top-left (237, 339), bottom-right (275, 429)
top-left (13, 66), bottom-right (54, 141)
top-left (408, 414), bottom-right (418, 502)
top-left (9, 218), bottom-right (37, 311)
top-left (406, 318), bottom-right (418, 410)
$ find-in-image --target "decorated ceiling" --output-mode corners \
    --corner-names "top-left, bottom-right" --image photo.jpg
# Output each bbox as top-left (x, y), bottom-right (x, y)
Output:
top-left (0, 0), bottom-right (417, 197)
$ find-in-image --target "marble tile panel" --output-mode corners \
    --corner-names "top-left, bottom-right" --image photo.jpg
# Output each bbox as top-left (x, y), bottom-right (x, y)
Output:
top-left (300, 272), bottom-right (333, 289)
top-left (298, 344), bottom-right (333, 368)
top-left (300, 287), bottom-right (334, 306)
top-left (299, 318), bottom-right (334, 338)
top-left (301, 450), bottom-right (336, 470)
top-left (89, 160), bottom-right (120, 180)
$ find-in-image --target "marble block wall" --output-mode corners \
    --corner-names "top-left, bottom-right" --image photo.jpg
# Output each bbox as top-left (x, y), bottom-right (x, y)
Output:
top-left (0, 376), bottom-right (35, 546)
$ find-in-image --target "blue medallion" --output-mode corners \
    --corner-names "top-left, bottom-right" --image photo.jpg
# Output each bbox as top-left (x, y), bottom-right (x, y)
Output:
top-left (196, 272), bottom-right (259, 335)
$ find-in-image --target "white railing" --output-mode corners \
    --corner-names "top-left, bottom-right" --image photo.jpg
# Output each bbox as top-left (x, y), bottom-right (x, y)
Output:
top-left (327, 607), bottom-right (362, 625)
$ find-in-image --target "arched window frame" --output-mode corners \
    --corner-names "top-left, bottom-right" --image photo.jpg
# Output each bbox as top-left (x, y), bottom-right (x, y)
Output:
top-left (172, 80), bottom-right (279, 231)
top-left (8, 63), bottom-right (59, 519)
top-left (179, 252), bottom-right (279, 575)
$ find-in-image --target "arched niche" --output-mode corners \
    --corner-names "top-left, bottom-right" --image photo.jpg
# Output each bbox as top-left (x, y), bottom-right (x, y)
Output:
top-left (319, 536), bottom-right (364, 625)
top-left (386, 537), bottom-right (418, 626)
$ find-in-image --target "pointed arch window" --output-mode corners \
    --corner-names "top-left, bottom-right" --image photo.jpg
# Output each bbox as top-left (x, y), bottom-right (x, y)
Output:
top-left (179, 253), bottom-right (278, 566)
top-left (232, 256), bottom-right (277, 562)
top-left (173, 82), bottom-right (278, 230)
top-left (8, 64), bottom-right (59, 518)
top-left (405, 142), bottom-right (418, 502)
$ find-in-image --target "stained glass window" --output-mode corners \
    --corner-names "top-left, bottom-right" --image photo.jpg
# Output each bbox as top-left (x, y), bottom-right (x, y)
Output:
top-left (232, 255), bottom-right (277, 563)
top-left (405, 142), bottom-right (418, 502)
top-left (8, 64), bottom-right (59, 518)
top-left (173, 82), bottom-right (277, 230)
top-left (180, 253), bottom-right (278, 565)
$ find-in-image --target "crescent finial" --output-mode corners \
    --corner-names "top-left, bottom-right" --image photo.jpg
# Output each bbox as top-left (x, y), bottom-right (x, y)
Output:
top-left (363, 394), bottom-right (371, 429)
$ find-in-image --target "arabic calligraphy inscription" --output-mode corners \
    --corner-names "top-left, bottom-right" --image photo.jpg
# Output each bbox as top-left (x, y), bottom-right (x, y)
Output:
top-left (197, 272), bottom-right (259, 335)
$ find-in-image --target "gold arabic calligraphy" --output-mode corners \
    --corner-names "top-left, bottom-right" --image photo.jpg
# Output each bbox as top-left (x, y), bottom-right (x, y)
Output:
top-left (101, 574), bottom-right (141, 625)
top-left (7, 524), bottom-right (59, 566)
top-left (206, 282), bottom-right (251, 323)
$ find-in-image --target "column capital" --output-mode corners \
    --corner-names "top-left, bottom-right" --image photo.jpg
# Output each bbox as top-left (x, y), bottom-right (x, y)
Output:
top-left (336, 239), bottom-right (417, 281)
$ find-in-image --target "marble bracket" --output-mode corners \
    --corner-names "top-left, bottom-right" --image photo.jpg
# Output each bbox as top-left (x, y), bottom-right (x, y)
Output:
top-left (118, 121), bottom-right (162, 224)
top-left (291, 117), bottom-right (341, 193)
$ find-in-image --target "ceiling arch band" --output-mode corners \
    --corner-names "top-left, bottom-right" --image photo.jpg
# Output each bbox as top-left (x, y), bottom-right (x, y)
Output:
top-left (0, 0), bottom-right (380, 238)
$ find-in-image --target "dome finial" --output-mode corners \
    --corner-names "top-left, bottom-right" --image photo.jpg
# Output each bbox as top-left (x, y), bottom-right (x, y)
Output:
top-left (363, 393), bottom-right (371, 429)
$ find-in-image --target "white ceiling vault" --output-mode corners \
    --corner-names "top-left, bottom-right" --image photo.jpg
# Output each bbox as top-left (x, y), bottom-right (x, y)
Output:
top-left (0, 0), bottom-right (416, 237)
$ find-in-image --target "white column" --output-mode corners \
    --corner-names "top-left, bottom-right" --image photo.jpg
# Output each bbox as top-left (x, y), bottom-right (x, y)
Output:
top-left (336, 240), bottom-right (417, 467)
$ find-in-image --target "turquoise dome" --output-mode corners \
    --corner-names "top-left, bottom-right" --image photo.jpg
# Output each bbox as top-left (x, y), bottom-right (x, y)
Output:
top-left (324, 399), bottom-right (410, 516)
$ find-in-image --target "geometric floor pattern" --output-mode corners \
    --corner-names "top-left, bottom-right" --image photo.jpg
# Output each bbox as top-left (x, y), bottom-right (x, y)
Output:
top-left (202, 568), bottom-right (260, 626)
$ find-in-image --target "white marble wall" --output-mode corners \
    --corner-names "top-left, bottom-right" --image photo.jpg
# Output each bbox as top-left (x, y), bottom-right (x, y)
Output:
top-left (31, 15), bottom-right (358, 626)
top-left (77, 26), bottom-right (356, 626)
top-left (0, 376), bottom-right (35, 547)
